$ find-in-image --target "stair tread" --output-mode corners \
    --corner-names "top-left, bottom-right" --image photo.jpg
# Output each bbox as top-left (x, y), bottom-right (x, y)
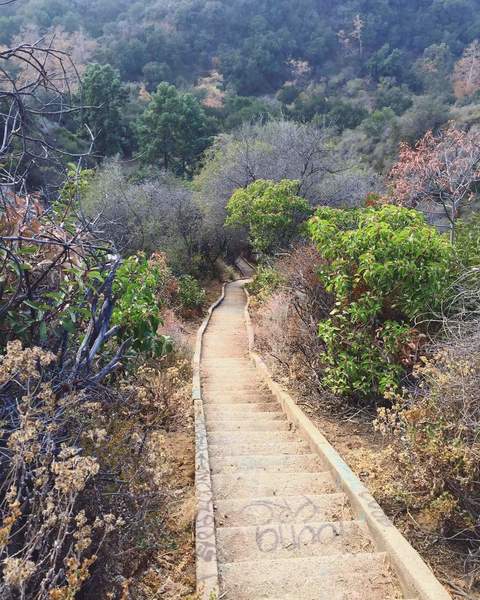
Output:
top-left (203, 397), bottom-right (275, 405)
top-left (207, 431), bottom-right (299, 444)
top-left (204, 404), bottom-right (282, 413)
top-left (208, 441), bottom-right (311, 457)
top-left (206, 412), bottom-right (285, 420)
top-left (219, 552), bottom-right (403, 600)
top-left (216, 519), bottom-right (374, 562)
top-left (210, 453), bottom-right (323, 474)
top-left (207, 420), bottom-right (289, 432)
top-left (211, 470), bottom-right (336, 499)
top-left (213, 493), bottom-right (353, 527)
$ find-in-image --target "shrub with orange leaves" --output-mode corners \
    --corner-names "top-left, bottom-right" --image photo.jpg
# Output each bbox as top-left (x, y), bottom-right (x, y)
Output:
top-left (389, 125), bottom-right (480, 241)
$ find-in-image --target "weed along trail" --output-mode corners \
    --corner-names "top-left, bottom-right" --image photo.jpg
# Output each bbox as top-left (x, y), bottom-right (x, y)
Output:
top-left (194, 280), bottom-right (451, 600)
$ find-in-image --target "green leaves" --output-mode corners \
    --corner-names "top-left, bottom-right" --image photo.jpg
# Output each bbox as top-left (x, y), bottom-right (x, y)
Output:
top-left (112, 254), bottom-right (173, 358)
top-left (178, 275), bottom-right (205, 311)
top-left (226, 179), bottom-right (312, 255)
top-left (309, 204), bottom-right (456, 400)
top-left (137, 82), bottom-right (211, 176)
top-left (82, 63), bottom-right (127, 157)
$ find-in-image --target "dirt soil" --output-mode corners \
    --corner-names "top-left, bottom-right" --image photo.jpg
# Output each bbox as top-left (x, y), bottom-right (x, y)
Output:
top-left (306, 409), bottom-right (475, 600)
top-left (129, 408), bottom-right (197, 600)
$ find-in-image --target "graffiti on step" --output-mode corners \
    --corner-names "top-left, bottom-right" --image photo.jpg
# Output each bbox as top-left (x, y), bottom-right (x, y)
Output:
top-left (256, 521), bottom-right (343, 553)
top-left (195, 410), bottom-right (218, 585)
top-left (240, 495), bottom-right (327, 526)
top-left (237, 496), bottom-right (344, 553)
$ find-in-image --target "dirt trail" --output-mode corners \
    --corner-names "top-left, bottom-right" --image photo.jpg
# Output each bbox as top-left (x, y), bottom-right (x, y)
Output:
top-left (199, 281), bottom-right (413, 599)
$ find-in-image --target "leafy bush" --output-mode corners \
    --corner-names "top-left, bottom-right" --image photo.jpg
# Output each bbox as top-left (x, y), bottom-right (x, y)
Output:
top-left (246, 266), bottom-right (285, 303)
top-left (226, 179), bottom-right (312, 255)
top-left (112, 253), bottom-right (175, 358)
top-left (455, 212), bottom-right (480, 267)
top-left (308, 204), bottom-right (455, 399)
top-left (177, 275), bottom-right (206, 311)
top-left (0, 178), bottom-right (195, 599)
top-left (0, 171), bottom-right (97, 347)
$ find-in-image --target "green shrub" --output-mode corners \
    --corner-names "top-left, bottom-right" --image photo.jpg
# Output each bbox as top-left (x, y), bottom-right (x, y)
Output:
top-left (112, 253), bottom-right (173, 357)
top-left (246, 266), bottom-right (284, 303)
top-left (226, 179), bottom-right (312, 255)
top-left (455, 212), bottom-right (480, 267)
top-left (308, 204), bottom-right (455, 399)
top-left (177, 275), bottom-right (206, 310)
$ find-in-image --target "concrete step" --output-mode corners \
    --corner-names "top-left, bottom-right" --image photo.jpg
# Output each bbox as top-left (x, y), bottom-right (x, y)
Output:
top-left (201, 365), bottom-right (258, 373)
top-left (203, 393), bottom-right (278, 406)
top-left (202, 387), bottom-right (271, 397)
top-left (214, 493), bottom-right (352, 527)
top-left (202, 371), bottom-right (259, 380)
top-left (211, 470), bottom-right (336, 499)
top-left (210, 453), bottom-right (323, 474)
top-left (219, 552), bottom-right (402, 600)
top-left (207, 419), bottom-right (289, 432)
top-left (204, 404), bottom-right (282, 418)
top-left (208, 441), bottom-right (311, 457)
top-left (201, 382), bottom-right (268, 392)
top-left (207, 431), bottom-right (297, 445)
top-left (216, 520), bottom-right (374, 562)
top-left (204, 399), bottom-right (276, 407)
top-left (202, 385), bottom-right (270, 392)
top-left (201, 357), bottom-right (252, 363)
top-left (201, 370), bottom-right (260, 376)
top-left (205, 408), bottom-right (283, 421)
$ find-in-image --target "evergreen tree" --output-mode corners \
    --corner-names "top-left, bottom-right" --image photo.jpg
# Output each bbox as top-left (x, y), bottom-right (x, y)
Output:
top-left (137, 82), bottom-right (210, 176)
top-left (82, 63), bottom-right (127, 157)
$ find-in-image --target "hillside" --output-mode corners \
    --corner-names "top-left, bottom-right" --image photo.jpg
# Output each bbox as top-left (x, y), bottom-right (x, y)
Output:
top-left (2, 0), bottom-right (480, 181)
top-left (2, 1), bottom-right (480, 599)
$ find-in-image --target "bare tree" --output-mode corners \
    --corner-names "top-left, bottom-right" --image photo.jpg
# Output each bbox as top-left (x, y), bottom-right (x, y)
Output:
top-left (453, 40), bottom-right (480, 99)
top-left (0, 28), bottom-right (92, 189)
top-left (390, 125), bottom-right (480, 241)
top-left (196, 119), bottom-right (380, 254)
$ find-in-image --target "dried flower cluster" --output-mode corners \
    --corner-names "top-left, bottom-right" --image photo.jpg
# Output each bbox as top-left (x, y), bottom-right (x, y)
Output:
top-left (0, 341), bottom-right (118, 600)
top-left (375, 336), bottom-right (480, 583)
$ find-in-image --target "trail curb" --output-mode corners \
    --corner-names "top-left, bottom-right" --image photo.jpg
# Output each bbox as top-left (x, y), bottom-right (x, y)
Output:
top-left (193, 283), bottom-right (227, 600)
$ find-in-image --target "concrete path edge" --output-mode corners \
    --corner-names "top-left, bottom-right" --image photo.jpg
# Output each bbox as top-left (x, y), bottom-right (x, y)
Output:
top-left (193, 283), bottom-right (227, 600)
top-left (243, 285), bottom-right (452, 600)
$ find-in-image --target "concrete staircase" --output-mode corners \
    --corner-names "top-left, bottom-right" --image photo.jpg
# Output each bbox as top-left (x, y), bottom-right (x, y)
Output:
top-left (199, 281), bottom-right (409, 599)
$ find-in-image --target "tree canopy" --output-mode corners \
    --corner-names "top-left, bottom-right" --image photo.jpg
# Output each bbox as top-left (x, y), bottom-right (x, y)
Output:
top-left (137, 82), bottom-right (211, 175)
top-left (82, 63), bottom-right (127, 157)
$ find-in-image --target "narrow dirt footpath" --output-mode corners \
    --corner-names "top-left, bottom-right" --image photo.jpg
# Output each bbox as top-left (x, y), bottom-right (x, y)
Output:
top-left (199, 281), bottom-right (410, 599)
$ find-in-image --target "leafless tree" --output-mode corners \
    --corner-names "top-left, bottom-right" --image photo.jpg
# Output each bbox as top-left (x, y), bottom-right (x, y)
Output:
top-left (390, 125), bottom-right (480, 241)
top-left (0, 21), bottom-right (93, 189)
top-left (197, 119), bottom-right (381, 254)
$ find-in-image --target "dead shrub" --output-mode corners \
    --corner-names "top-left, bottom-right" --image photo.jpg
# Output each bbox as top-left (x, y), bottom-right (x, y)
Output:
top-left (80, 356), bottom-right (193, 598)
top-left (0, 341), bottom-right (120, 600)
top-left (0, 334), bottom-right (194, 600)
top-left (376, 331), bottom-right (480, 582)
top-left (253, 243), bottom-right (336, 405)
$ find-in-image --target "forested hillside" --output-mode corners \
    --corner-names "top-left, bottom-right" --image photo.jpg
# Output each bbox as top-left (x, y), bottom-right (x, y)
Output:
top-left (3, 0), bottom-right (480, 598)
top-left (2, 0), bottom-right (479, 92)
top-left (2, 0), bottom-right (480, 182)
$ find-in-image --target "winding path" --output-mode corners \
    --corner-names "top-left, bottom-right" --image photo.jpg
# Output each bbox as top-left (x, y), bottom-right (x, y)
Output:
top-left (195, 280), bottom-right (451, 600)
